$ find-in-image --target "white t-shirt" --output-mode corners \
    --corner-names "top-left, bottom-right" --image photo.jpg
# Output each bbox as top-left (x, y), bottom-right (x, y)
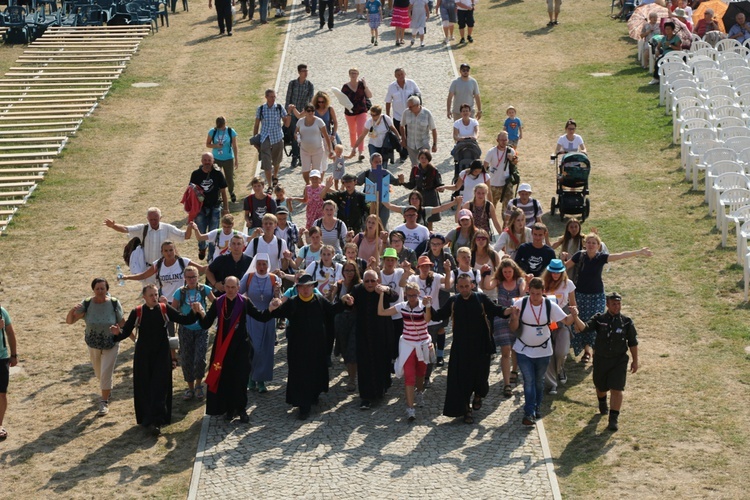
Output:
top-left (459, 169), bottom-right (491, 199)
top-left (494, 227), bottom-right (532, 258)
top-left (314, 218), bottom-right (348, 253)
top-left (381, 268), bottom-right (405, 318)
top-left (394, 223), bottom-right (430, 251)
top-left (305, 261), bottom-right (342, 295)
top-left (206, 229), bottom-right (248, 261)
top-left (512, 297), bottom-right (567, 358)
top-left (297, 116), bottom-right (326, 151)
top-left (153, 257), bottom-right (191, 301)
top-left (125, 223), bottom-right (187, 265)
top-left (243, 235), bottom-right (289, 271)
top-left (453, 118), bottom-right (478, 139)
top-left (384, 79), bottom-right (421, 121)
top-left (485, 145), bottom-right (517, 187)
top-left (363, 114), bottom-right (394, 148)
top-left (557, 134), bottom-right (585, 153)
top-left (548, 280), bottom-right (576, 309)
top-left (407, 273), bottom-right (444, 326)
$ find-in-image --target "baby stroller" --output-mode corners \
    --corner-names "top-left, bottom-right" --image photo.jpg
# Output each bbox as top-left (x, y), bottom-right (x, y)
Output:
top-left (451, 139), bottom-right (482, 199)
top-left (550, 152), bottom-right (591, 222)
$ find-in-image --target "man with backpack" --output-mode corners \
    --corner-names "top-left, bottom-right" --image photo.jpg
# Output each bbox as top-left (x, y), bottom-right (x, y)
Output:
top-left (285, 64), bottom-right (315, 170)
top-left (189, 214), bottom-right (251, 264)
top-left (509, 277), bottom-right (578, 427)
top-left (504, 183), bottom-right (543, 228)
top-left (105, 207), bottom-right (189, 285)
top-left (274, 206), bottom-right (302, 263)
top-left (485, 131), bottom-right (518, 213)
top-left (244, 213), bottom-right (292, 273)
top-left (190, 152), bottom-right (230, 262)
top-left (253, 89), bottom-right (291, 190)
top-left (244, 177), bottom-right (278, 231)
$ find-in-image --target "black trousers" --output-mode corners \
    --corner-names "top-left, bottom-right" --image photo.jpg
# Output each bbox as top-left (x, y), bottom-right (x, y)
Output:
top-left (319, 0), bottom-right (334, 28)
top-left (240, 0), bottom-right (255, 18)
top-left (393, 118), bottom-right (409, 160)
top-left (215, 0), bottom-right (233, 32)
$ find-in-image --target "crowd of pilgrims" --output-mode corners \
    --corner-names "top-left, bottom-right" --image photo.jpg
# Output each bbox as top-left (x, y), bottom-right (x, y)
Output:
top-left (66, 180), bottom-right (653, 436)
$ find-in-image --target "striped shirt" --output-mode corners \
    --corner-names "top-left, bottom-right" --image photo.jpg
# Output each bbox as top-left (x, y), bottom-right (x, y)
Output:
top-left (394, 302), bottom-right (430, 342)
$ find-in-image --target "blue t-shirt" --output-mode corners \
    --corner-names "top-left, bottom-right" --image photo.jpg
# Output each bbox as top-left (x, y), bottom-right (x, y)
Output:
top-left (366, 0), bottom-right (381, 14)
top-left (173, 285), bottom-right (213, 330)
top-left (0, 307), bottom-right (12, 359)
top-left (504, 117), bottom-right (522, 142)
top-left (208, 127), bottom-right (238, 161)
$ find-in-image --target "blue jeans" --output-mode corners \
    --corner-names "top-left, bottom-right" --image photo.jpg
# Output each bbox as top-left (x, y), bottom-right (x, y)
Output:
top-left (516, 352), bottom-right (551, 418)
top-left (259, 0), bottom-right (269, 21)
top-left (194, 205), bottom-right (221, 261)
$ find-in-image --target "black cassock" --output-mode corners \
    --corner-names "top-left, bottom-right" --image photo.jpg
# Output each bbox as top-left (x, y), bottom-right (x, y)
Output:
top-left (259, 295), bottom-right (345, 409)
top-left (350, 285), bottom-right (396, 401)
top-left (432, 292), bottom-right (508, 417)
top-left (197, 295), bottom-right (259, 416)
top-left (116, 305), bottom-right (197, 427)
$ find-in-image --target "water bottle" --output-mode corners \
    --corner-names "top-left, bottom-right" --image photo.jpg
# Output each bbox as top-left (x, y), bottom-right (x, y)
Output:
top-left (116, 265), bottom-right (125, 286)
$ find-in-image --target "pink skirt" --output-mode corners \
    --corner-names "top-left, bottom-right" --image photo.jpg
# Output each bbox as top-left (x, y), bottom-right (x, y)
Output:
top-left (390, 6), bottom-right (410, 28)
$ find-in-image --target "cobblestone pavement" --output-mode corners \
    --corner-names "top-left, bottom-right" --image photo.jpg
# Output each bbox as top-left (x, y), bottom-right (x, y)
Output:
top-left (190, 4), bottom-right (560, 498)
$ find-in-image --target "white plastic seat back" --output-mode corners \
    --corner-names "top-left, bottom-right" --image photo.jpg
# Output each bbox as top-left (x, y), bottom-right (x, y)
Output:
top-left (716, 39), bottom-right (741, 52)
top-left (707, 86), bottom-right (737, 99)
top-left (710, 172), bottom-right (750, 215)
top-left (713, 116), bottom-right (746, 130)
top-left (719, 126), bottom-right (750, 141)
top-left (718, 188), bottom-right (750, 247)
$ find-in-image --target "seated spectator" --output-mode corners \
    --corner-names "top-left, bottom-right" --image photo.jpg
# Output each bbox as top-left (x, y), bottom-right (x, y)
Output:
top-left (693, 9), bottom-right (720, 38)
top-left (641, 12), bottom-right (661, 69)
top-left (670, 7), bottom-right (692, 32)
top-left (728, 13), bottom-right (750, 44)
top-left (650, 22), bottom-right (683, 85)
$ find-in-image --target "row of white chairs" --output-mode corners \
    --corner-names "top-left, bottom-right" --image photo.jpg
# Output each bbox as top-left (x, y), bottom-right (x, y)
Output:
top-left (643, 37), bottom-right (750, 74)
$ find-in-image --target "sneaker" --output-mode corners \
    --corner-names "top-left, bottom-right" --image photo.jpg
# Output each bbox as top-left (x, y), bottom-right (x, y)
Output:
top-left (97, 400), bottom-right (109, 417)
top-left (423, 377), bottom-right (431, 388)
top-left (406, 407), bottom-right (416, 421)
top-left (239, 411), bottom-right (250, 423)
top-left (182, 389), bottom-right (194, 400)
top-left (359, 400), bottom-right (371, 410)
top-left (258, 381), bottom-right (268, 393)
top-left (411, 39), bottom-right (415, 46)
top-left (522, 415), bottom-right (535, 426)
top-left (436, 356), bottom-right (444, 367)
top-left (450, 35), bottom-right (454, 40)
top-left (420, 41), bottom-right (424, 47)
top-left (546, 21), bottom-right (554, 26)
top-left (374, 40), bottom-right (378, 46)
top-left (416, 390), bottom-right (425, 408)
top-left (198, 248), bottom-right (206, 261)
top-left (467, 35), bottom-right (473, 43)
top-left (442, 37), bottom-right (448, 44)
top-left (553, 20), bottom-right (559, 25)
top-left (558, 369), bottom-right (567, 385)
top-left (227, 32), bottom-right (233, 36)
top-left (549, 387), bottom-right (558, 395)
top-left (230, 193), bottom-right (237, 203)
top-left (371, 35), bottom-right (375, 44)
top-left (649, 78), bottom-right (659, 85)
top-left (459, 37), bottom-right (465, 43)
top-left (607, 417), bottom-right (619, 431)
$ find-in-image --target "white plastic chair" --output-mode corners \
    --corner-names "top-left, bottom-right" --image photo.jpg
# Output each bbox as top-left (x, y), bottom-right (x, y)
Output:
top-left (726, 66), bottom-right (750, 83)
top-left (690, 57), bottom-right (719, 76)
top-left (717, 50), bottom-right (745, 62)
top-left (691, 40), bottom-right (712, 52)
top-left (709, 172), bottom-right (750, 215)
top-left (711, 104), bottom-right (744, 120)
top-left (713, 116), bottom-right (746, 130)
top-left (719, 126), bottom-right (750, 141)
top-left (716, 39), bottom-right (742, 53)
top-left (717, 188), bottom-right (750, 246)
top-left (672, 95), bottom-right (705, 126)
top-left (668, 87), bottom-right (704, 113)
top-left (734, 83), bottom-right (750, 99)
top-left (690, 47), bottom-right (719, 61)
top-left (706, 160), bottom-right (746, 207)
top-left (696, 147), bottom-right (737, 190)
top-left (732, 206), bottom-right (750, 263)
top-left (720, 58), bottom-right (747, 72)
top-left (697, 68), bottom-right (726, 83)
top-left (705, 95), bottom-right (736, 111)
top-left (706, 86), bottom-right (737, 100)
top-left (738, 147), bottom-right (750, 168)
top-left (701, 77), bottom-right (731, 91)
top-left (683, 132), bottom-right (719, 177)
top-left (660, 66), bottom-right (693, 106)
top-left (722, 136), bottom-right (750, 154)
top-left (675, 107), bottom-right (711, 143)
top-left (743, 245), bottom-right (750, 300)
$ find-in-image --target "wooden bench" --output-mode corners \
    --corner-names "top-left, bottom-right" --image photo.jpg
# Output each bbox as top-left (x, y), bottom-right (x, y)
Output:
top-left (0, 120), bottom-right (81, 127)
top-left (0, 190), bottom-right (31, 198)
top-left (0, 113), bottom-right (88, 121)
top-left (0, 144), bottom-right (62, 151)
top-left (0, 98), bottom-right (98, 105)
top-left (0, 129), bottom-right (76, 136)
top-left (0, 137), bottom-right (67, 143)
top-left (1, 103), bottom-right (95, 111)
top-left (22, 49), bottom-right (137, 54)
top-left (0, 166), bottom-right (51, 172)
top-left (0, 151), bottom-right (58, 159)
top-left (0, 181), bottom-right (37, 188)
top-left (10, 66), bottom-right (126, 71)
top-left (0, 175), bottom-right (46, 182)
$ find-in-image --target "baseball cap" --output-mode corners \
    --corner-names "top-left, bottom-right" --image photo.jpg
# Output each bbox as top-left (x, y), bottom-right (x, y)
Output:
top-left (310, 170), bottom-right (321, 178)
top-left (458, 209), bottom-right (473, 221)
top-left (518, 183), bottom-right (532, 193)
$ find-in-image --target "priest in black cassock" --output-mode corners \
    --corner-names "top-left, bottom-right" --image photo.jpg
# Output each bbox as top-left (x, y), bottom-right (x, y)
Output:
top-left (430, 274), bottom-right (514, 424)
top-left (349, 269), bottom-right (397, 410)
top-left (264, 274), bottom-right (352, 420)
top-left (193, 276), bottom-right (260, 423)
top-left (112, 284), bottom-right (198, 436)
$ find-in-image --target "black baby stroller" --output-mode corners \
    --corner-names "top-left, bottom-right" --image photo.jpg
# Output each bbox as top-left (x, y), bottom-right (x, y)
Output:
top-left (550, 152), bottom-right (591, 222)
top-left (451, 139), bottom-right (482, 199)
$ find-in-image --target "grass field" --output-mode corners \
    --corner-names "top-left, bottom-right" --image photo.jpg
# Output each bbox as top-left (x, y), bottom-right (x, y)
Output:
top-left (0, 0), bottom-right (749, 497)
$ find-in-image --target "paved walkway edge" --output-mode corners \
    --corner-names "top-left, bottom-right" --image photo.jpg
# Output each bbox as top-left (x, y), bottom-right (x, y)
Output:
top-left (537, 420), bottom-right (562, 500)
top-left (187, 414), bottom-right (211, 500)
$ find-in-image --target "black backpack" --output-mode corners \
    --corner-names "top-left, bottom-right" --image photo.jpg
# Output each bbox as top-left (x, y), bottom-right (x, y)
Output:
top-left (251, 237), bottom-right (283, 261)
top-left (155, 257), bottom-right (186, 289)
top-left (123, 225), bottom-right (148, 267)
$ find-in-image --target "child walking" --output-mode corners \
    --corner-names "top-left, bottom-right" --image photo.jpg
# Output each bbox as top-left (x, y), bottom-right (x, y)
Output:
top-left (503, 105), bottom-right (523, 149)
top-left (274, 184), bottom-right (294, 222)
top-left (295, 169), bottom-right (326, 229)
top-left (366, 0), bottom-right (383, 45)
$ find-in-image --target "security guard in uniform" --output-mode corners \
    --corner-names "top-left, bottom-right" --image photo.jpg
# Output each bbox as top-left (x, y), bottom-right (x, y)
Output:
top-left (573, 291), bottom-right (639, 432)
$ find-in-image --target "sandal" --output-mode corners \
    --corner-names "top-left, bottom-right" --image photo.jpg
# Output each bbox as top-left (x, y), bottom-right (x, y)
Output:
top-left (581, 352), bottom-right (591, 363)
top-left (503, 384), bottom-right (513, 398)
top-left (463, 410), bottom-right (474, 424)
top-left (182, 389), bottom-right (194, 400)
top-left (472, 396), bottom-right (482, 411)
top-left (0, 427), bottom-right (7, 440)
top-left (509, 371), bottom-right (519, 385)
top-left (195, 386), bottom-right (205, 400)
